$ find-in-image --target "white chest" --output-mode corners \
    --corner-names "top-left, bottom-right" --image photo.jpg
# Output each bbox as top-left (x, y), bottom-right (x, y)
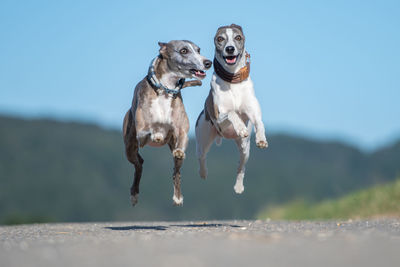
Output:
top-left (211, 74), bottom-right (254, 114)
top-left (150, 95), bottom-right (173, 124)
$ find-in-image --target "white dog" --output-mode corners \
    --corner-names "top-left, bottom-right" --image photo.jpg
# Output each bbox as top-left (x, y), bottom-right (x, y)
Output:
top-left (195, 24), bottom-right (268, 194)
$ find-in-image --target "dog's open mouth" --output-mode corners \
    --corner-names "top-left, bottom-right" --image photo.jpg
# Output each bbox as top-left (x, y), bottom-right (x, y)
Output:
top-left (190, 69), bottom-right (206, 78)
top-left (224, 56), bottom-right (237, 65)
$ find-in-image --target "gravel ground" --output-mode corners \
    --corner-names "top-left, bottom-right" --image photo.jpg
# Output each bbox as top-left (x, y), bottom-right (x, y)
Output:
top-left (1, 219), bottom-right (400, 267)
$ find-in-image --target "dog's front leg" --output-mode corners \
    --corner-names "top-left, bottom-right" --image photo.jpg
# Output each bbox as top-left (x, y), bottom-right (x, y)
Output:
top-left (246, 99), bottom-right (268, 148)
top-left (171, 128), bottom-right (188, 160)
top-left (217, 111), bottom-right (249, 138)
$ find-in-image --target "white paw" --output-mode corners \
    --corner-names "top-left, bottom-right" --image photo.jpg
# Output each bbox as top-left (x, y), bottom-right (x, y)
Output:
top-left (234, 182), bottom-right (244, 194)
top-left (256, 140), bottom-right (268, 149)
top-left (238, 128), bottom-right (249, 138)
top-left (173, 195), bottom-right (184, 206)
top-left (152, 132), bottom-right (164, 143)
top-left (172, 149), bottom-right (185, 159)
top-left (130, 194), bottom-right (138, 206)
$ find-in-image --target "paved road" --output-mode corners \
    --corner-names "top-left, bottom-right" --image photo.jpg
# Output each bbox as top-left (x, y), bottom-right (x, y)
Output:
top-left (1, 219), bottom-right (400, 267)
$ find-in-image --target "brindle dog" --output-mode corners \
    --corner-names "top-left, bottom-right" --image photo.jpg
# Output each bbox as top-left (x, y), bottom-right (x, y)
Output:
top-left (123, 40), bottom-right (212, 206)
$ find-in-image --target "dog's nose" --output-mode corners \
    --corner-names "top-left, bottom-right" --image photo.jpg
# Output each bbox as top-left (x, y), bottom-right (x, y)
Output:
top-left (204, 59), bottom-right (212, 69)
top-left (225, 46), bottom-right (235, 54)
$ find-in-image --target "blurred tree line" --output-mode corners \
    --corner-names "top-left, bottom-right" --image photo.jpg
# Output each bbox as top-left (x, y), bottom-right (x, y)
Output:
top-left (0, 115), bottom-right (399, 224)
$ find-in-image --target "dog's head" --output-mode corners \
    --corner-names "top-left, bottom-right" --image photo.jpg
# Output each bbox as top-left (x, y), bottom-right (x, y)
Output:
top-left (214, 24), bottom-right (245, 66)
top-left (158, 40), bottom-right (212, 80)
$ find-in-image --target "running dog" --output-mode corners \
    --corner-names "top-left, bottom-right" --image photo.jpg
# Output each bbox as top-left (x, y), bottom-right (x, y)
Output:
top-left (123, 40), bottom-right (212, 206)
top-left (195, 24), bottom-right (268, 194)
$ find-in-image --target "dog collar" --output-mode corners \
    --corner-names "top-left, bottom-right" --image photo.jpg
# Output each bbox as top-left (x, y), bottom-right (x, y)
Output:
top-left (213, 52), bottom-right (250, 83)
top-left (147, 56), bottom-right (185, 95)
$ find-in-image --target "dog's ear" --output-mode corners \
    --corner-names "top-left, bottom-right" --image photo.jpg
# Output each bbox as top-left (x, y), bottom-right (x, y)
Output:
top-left (230, 24), bottom-right (243, 34)
top-left (158, 42), bottom-right (168, 57)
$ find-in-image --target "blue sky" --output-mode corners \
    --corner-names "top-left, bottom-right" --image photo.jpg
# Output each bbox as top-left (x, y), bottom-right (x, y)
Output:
top-left (0, 0), bottom-right (399, 150)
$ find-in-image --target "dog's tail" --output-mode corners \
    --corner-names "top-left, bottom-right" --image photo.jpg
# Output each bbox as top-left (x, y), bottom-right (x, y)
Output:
top-left (215, 136), bottom-right (222, 146)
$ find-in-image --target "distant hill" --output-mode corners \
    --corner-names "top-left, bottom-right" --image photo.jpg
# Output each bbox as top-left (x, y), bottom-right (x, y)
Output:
top-left (257, 178), bottom-right (400, 220)
top-left (0, 115), bottom-right (399, 224)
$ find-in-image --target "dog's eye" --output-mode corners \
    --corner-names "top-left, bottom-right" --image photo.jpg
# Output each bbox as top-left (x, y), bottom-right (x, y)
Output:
top-left (197, 48), bottom-right (200, 53)
top-left (180, 48), bottom-right (188, 54)
top-left (235, 35), bottom-right (242, 41)
top-left (217, 36), bottom-right (224, 42)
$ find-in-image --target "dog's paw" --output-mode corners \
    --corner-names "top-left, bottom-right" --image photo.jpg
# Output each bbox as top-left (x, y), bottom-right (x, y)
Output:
top-left (234, 183), bottom-right (244, 194)
top-left (198, 159), bottom-right (208, 179)
top-left (199, 167), bottom-right (208, 179)
top-left (234, 173), bottom-right (245, 194)
top-left (172, 149), bottom-right (185, 159)
top-left (256, 140), bottom-right (268, 149)
top-left (152, 132), bottom-right (164, 143)
top-left (238, 128), bottom-right (249, 138)
top-left (130, 194), bottom-right (139, 206)
top-left (173, 195), bottom-right (184, 206)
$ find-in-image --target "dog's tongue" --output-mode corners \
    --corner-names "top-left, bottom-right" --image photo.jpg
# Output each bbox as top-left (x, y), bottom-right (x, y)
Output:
top-left (195, 71), bottom-right (206, 77)
top-left (226, 56), bottom-right (237, 64)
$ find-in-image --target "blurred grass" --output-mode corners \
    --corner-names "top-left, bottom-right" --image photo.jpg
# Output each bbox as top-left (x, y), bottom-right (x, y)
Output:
top-left (3, 214), bottom-right (55, 225)
top-left (258, 178), bottom-right (400, 220)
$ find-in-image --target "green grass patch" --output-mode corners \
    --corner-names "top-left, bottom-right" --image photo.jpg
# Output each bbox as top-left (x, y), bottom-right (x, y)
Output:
top-left (258, 178), bottom-right (400, 220)
top-left (2, 213), bottom-right (55, 225)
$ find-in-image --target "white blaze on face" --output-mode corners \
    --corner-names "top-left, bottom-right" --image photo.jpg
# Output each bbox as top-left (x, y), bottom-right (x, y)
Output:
top-left (187, 43), bottom-right (207, 79)
top-left (225, 28), bottom-right (236, 53)
top-left (188, 43), bottom-right (204, 69)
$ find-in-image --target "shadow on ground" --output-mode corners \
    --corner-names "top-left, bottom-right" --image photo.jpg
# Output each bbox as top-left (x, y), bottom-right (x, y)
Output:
top-left (170, 223), bottom-right (241, 228)
top-left (105, 223), bottom-right (241, 231)
top-left (105, 226), bottom-right (167, 231)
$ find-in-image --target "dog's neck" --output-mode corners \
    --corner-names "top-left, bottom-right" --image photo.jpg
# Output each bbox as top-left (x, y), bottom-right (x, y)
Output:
top-left (154, 57), bottom-right (183, 90)
top-left (215, 49), bottom-right (247, 74)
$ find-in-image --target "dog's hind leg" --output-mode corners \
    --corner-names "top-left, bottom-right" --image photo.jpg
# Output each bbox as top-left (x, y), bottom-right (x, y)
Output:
top-left (123, 110), bottom-right (144, 206)
top-left (195, 111), bottom-right (218, 179)
top-left (172, 156), bottom-right (184, 206)
top-left (168, 127), bottom-right (188, 206)
top-left (128, 152), bottom-right (144, 206)
top-left (168, 136), bottom-right (185, 206)
top-left (233, 128), bottom-right (251, 194)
